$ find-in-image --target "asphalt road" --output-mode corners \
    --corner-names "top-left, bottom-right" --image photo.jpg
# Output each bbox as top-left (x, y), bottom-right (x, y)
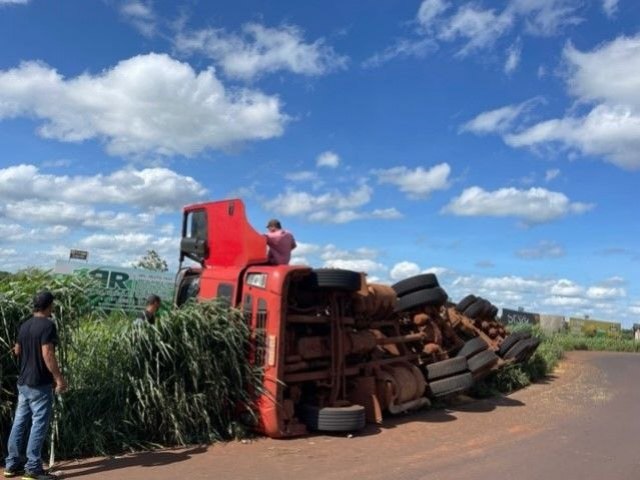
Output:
top-left (56, 351), bottom-right (640, 480)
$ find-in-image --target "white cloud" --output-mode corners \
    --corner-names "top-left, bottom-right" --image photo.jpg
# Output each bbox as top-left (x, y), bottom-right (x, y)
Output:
top-left (516, 240), bottom-right (565, 259)
top-left (602, 0), bottom-right (619, 17)
top-left (319, 244), bottom-right (387, 274)
top-left (443, 186), bottom-right (593, 224)
top-left (414, 0), bottom-right (580, 57)
top-left (374, 163), bottom-right (451, 199)
top-left (417, 0), bottom-right (449, 29)
top-left (390, 261), bottom-right (421, 281)
top-left (370, 208), bottom-right (403, 220)
top-left (265, 184), bottom-right (371, 217)
top-left (438, 5), bottom-right (513, 55)
top-left (504, 39), bottom-right (522, 74)
top-left (629, 304), bottom-right (640, 315)
top-left (543, 296), bottom-right (588, 307)
top-left (362, 38), bottom-right (437, 68)
top-left (545, 168), bottom-right (560, 181)
top-left (174, 23), bottom-right (347, 80)
top-left (461, 97), bottom-right (543, 134)
top-left (586, 286), bottom-right (626, 300)
top-left (323, 258), bottom-right (386, 273)
top-left (0, 164), bottom-right (206, 212)
top-left (550, 279), bottom-right (583, 297)
top-left (264, 185), bottom-right (399, 224)
top-left (316, 151), bottom-right (340, 168)
top-left (507, 0), bottom-right (583, 36)
top-left (0, 0), bottom-right (29, 4)
top-left (0, 54), bottom-right (287, 158)
top-left (285, 171), bottom-right (319, 182)
top-left (119, 1), bottom-right (156, 38)
top-left (468, 35), bottom-right (640, 170)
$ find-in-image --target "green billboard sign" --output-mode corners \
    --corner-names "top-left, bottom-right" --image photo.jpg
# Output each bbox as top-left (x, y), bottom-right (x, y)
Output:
top-left (54, 260), bottom-right (176, 313)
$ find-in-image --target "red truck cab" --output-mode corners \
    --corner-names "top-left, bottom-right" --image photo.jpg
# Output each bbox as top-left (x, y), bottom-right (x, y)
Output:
top-left (176, 199), bottom-right (478, 439)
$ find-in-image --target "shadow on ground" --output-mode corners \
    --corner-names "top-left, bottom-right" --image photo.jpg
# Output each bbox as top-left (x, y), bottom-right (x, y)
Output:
top-left (55, 445), bottom-right (208, 479)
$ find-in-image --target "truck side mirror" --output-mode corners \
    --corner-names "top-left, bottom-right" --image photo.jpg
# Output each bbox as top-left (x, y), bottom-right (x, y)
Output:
top-left (180, 237), bottom-right (208, 263)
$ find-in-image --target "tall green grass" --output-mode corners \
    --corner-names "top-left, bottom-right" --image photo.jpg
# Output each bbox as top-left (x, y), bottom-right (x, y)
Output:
top-left (1, 271), bottom-right (262, 459)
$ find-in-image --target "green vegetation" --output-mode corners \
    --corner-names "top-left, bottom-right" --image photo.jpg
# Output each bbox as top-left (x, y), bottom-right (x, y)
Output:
top-left (1, 270), bottom-right (261, 459)
top-left (475, 325), bottom-right (639, 396)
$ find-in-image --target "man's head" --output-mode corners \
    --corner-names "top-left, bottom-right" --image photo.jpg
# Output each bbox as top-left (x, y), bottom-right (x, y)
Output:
top-left (266, 219), bottom-right (282, 232)
top-left (146, 294), bottom-right (161, 313)
top-left (33, 290), bottom-right (55, 315)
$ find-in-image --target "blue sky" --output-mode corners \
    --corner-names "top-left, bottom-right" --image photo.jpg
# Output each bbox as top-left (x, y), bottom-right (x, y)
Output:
top-left (0, 0), bottom-right (639, 325)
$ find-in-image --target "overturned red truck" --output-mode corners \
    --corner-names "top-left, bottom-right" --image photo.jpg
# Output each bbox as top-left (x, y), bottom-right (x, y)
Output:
top-left (175, 199), bottom-right (540, 438)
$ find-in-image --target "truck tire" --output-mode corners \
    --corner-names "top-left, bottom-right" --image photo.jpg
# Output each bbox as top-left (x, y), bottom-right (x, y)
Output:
top-left (392, 273), bottom-right (439, 297)
top-left (462, 298), bottom-right (486, 319)
top-left (455, 294), bottom-right (477, 313)
top-left (498, 332), bottom-right (531, 357)
top-left (488, 305), bottom-right (499, 319)
top-left (428, 372), bottom-right (474, 397)
top-left (520, 337), bottom-right (541, 363)
top-left (504, 338), bottom-right (537, 362)
top-left (456, 337), bottom-right (488, 359)
top-left (395, 287), bottom-right (448, 312)
top-left (426, 356), bottom-right (468, 381)
top-left (310, 269), bottom-right (361, 292)
top-left (300, 404), bottom-right (366, 432)
top-left (467, 349), bottom-right (499, 373)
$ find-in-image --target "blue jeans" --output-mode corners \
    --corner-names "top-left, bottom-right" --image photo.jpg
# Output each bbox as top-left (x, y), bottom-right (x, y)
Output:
top-left (4, 384), bottom-right (53, 474)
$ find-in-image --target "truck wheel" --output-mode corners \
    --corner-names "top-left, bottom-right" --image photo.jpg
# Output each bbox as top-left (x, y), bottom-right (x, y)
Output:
top-left (392, 273), bottom-right (439, 297)
top-left (428, 372), bottom-right (474, 397)
top-left (488, 305), bottom-right (499, 318)
top-left (498, 332), bottom-right (531, 357)
top-left (455, 294), bottom-right (477, 313)
top-left (467, 349), bottom-right (499, 373)
top-left (426, 356), bottom-right (468, 381)
top-left (504, 337), bottom-right (537, 362)
top-left (462, 298), bottom-right (486, 319)
top-left (456, 337), bottom-right (488, 359)
top-left (395, 287), bottom-right (448, 312)
top-left (300, 404), bottom-right (366, 432)
top-left (519, 337), bottom-right (541, 363)
top-left (311, 269), bottom-right (361, 292)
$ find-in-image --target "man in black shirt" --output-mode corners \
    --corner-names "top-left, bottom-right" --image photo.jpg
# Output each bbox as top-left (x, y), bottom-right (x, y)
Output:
top-left (135, 294), bottom-right (161, 325)
top-left (3, 291), bottom-right (67, 480)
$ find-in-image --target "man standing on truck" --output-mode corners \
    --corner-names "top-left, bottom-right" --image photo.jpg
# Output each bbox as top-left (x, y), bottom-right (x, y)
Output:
top-left (3, 290), bottom-right (67, 480)
top-left (265, 219), bottom-right (297, 265)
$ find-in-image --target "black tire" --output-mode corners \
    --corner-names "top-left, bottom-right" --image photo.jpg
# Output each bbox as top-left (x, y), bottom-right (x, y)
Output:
top-left (395, 287), bottom-right (448, 312)
top-left (520, 337), bottom-right (541, 363)
top-left (310, 269), bottom-right (361, 292)
top-left (426, 356), bottom-right (468, 381)
top-left (462, 298), bottom-right (486, 318)
top-left (504, 338), bottom-right (535, 362)
top-left (467, 349), bottom-right (499, 373)
top-left (300, 404), bottom-right (366, 432)
top-left (455, 294), bottom-right (477, 313)
top-left (428, 372), bottom-right (474, 397)
top-left (392, 273), bottom-right (439, 297)
top-left (498, 332), bottom-right (531, 357)
top-left (456, 337), bottom-right (488, 359)
top-left (488, 305), bottom-right (499, 319)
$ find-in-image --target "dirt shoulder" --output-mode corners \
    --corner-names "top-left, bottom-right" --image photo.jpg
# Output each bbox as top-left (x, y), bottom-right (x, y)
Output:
top-left (54, 351), bottom-right (637, 480)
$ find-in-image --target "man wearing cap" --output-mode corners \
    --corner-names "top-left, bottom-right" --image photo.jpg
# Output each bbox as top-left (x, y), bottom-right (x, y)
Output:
top-left (265, 219), bottom-right (297, 265)
top-left (135, 294), bottom-right (161, 325)
top-left (4, 290), bottom-right (67, 480)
